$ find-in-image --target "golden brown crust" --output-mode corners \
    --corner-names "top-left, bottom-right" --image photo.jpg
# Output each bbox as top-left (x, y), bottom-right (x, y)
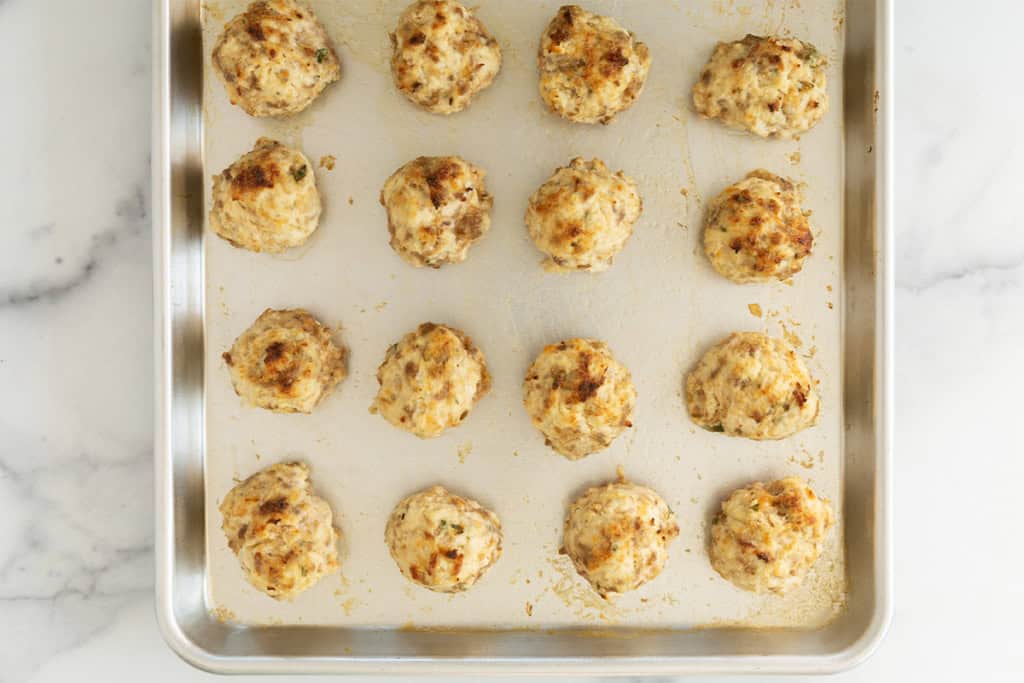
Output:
top-left (212, 0), bottom-right (340, 118)
top-left (230, 162), bottom-right (281, 196)
top-left (692, 34), bottom-right (828, 138)
top-left (562, 480), bottom-right (678, 598)
top-left (523, 338), bottom-right (636, 459)
top-left (685, 332), bottom-right (819, 440)
top-left (209, 137), bottom-right (321, 253)
top-left (704, 170), bottom-right (813, 283)
top-left (538, 5), bottom-right (651, 124)
top-left (385, 485), bottom-right (503, 593)
top-left (219, 462), bottom-right (340, 599)
top-left (371, 322), bottom-right (491, 438)
top-left (525, 158), bottom-right (642, 272)
top-left (225, 308), bottom-right (347, 414)
top-left (390, 0), bottom-right (502, 114)
top-left (380, 156), bottom-right (493, 268)
top-left (709, 477), bottom-right (834, 594)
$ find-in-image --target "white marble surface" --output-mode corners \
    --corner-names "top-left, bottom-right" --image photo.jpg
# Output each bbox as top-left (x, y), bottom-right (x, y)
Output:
top-left (0, 1), bottom-right (1021, 681)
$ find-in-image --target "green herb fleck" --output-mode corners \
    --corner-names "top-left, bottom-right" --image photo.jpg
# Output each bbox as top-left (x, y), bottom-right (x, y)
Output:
top-left (751, 502), bottom-right (760, 511)
top-left (451, 524), bottom-right (464, 534)
top-left (439, 519), bottom-right (448, 529)
top-left (316, 47), bottom-right (328, 63)
top-left (292, 165), bottom-right (308, 182)
top-left (802, 48), bottom-right (822, 68)
top-left (708, 424), bottom-right (725, 433)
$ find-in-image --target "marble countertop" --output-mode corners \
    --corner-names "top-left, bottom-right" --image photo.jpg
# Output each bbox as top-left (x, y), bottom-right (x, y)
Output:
top-left (1, 1), bottom-right (1021, 681)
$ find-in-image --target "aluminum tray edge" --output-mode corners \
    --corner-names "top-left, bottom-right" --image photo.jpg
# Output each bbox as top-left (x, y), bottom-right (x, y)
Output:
top-left (153, 0), bottom-right (894, 673)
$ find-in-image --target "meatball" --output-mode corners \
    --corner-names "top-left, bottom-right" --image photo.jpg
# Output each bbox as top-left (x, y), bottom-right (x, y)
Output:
top-left (692, 34), bottom-right (828, 139)
top-left (370, 322), bottom-right (491, 438)
top-left (209, 138), bottom-right (321, 253)
top-left (525, 158), bottom-right (642, 272)
top-left (219, 462), bottom-right (340, 599)
top-left (223, 308), bottom-right (347, 414)
top-left (211, 0), bottom-right (340, 118)
top-left (710, 477), bottom-right (834, 594)
top-left (385, 485), bottom-right (503, 593)
top-left (537, 5), bottom-right (651, 124)
top-left (523, 338), bottom-right (636, 459)
top-left (562, 478), bottom-right (679, 598)
top-left (380, 156), bottom-right (493, 268)
top-left (685, 332), bottom-right (819, 440)
top-left (704, 170), bottom-right (813, 283)
top-left (390, 0), bottom-right (502, 114)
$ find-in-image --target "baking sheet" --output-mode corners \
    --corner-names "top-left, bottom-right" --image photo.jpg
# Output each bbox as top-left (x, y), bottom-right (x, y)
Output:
top-left (200, 0), bottom-right (848, 631)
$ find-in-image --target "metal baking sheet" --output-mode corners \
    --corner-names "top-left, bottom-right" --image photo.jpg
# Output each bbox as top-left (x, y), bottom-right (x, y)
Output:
top-left (155, 0), bottom-right (892, 674)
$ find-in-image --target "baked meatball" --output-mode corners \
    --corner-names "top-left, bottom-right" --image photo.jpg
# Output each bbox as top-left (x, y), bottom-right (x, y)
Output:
top-left (380, 156), bottom-right (493, 268)
top-left (385, 485), bottom-right (503, 593)
top-left (390, 0), bottom-right (502, 114)
top-left (212, 0), bottom-right (340, 118)
top-left (704, 170), bottom-right (813, 283)
top-left (209, 137), bottom-right (321, 253)
top-left (537, 5), bottom-right (651, 124)
top-left (523, 338), bottom-right (636, 459)
top-left (223, 308), bottom-right (347, 414)
top-left (525, 158), bottom-right (642, 272)
top-left (370, 323), bottom-right (491, 438)
top-left (220, 462), bottom-right (340, 599)
top-left (710, 477), bottom-right (834, 594)
top-left (692, 34), bottom-right (828, 138)
top-left (562, 478), bottom-right (678, 598)
top-left (685, 332), bottom-right (819, 440)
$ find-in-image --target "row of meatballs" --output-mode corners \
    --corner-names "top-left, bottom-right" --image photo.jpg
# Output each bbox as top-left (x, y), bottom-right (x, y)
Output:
top-left (214, 0), bottom-right (828, 135)
top-left (213, 140), bottom-right (815, 283)
top-left (221, 462), bottom-right (833, 601)
top-left (221, 313), bottom-right (828, 601)
top-left (223, 312), bottom-right (821, 450)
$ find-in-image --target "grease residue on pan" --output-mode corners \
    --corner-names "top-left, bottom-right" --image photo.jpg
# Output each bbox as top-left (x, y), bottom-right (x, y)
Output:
top-left (200, 0), bottom-right (847, 631)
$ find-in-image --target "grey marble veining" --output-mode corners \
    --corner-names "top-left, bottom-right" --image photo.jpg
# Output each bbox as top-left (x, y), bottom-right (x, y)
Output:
top-left (1, 1), bottom-right (1022, 682)
top-left (0, 1), bottom-right (153, 680)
